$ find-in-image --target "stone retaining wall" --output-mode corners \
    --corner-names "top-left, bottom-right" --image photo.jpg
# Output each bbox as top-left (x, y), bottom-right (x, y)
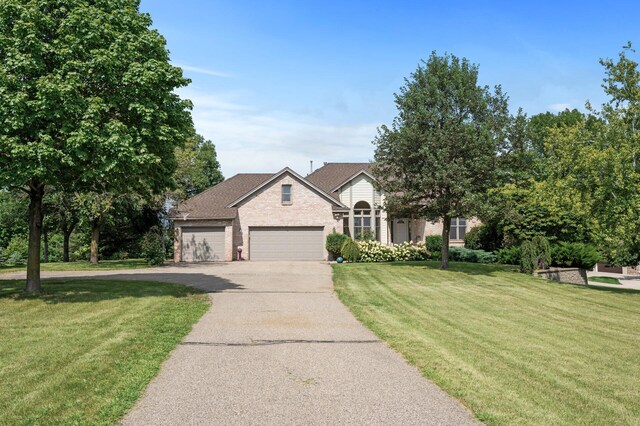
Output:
top-left (536, 267), bottom-right (588, 285)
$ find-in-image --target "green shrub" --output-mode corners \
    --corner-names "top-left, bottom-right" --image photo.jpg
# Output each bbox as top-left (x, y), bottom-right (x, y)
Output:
top-left (326, 232), bottom-right (350, 259)
top-left (4, 235), bottom-right (28, 264)
top-left (340, 238), bottom-right (361, 262)
top-left (141, 228), bottom-right (165, 266)
top-left (551, 242), bottom-right (600, 269)
top-left (449, 247), bottom-right (497, 263)
top-left (43, 233), bottom-right (64, 262)
top-left (425, 235), bottom-right (443, 260)
top-left (464, 226), bottom-right (484, 250)
top-left (110, 250), bottom-right (129, 260)
top-left (496, 246), bottom-right (521, 265)
top-left (520, 236), bottom-right (551, 273)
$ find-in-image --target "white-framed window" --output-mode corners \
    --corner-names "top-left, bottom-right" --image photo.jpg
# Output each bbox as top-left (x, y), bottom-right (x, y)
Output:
top-left (281, 184), bottom-right (292, 204)
top-left (450, 217), bottom-right (467, 240)
top-left (353, 201), bottom-right (372, 240)
top-left (343, 215), bottom-right (350, 237)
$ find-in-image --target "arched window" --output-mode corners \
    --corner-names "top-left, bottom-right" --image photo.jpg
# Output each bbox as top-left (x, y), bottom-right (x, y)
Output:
top-left (354, 201), bottom-right (372, 240)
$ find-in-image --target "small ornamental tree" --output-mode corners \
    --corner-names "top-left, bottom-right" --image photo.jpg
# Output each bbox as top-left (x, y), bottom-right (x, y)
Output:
top-left (0, 1), bottom-right (193, 292)
top-left (373, 52), bottom-right (509, 269)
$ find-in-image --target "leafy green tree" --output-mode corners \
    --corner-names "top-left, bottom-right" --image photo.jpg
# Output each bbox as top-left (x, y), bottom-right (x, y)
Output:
top-left (0, 191), bottom-right (28, 251)
top-left (373, 52), bottom-right (509, 268)
top-left (0, 1), bottom-right (193, 291)
top-left (487, 181), bottom-right (594, 247)
top-left (544, 43), bottom-right (640, 266)
top-left (173, 134), bottom-right (224, 201)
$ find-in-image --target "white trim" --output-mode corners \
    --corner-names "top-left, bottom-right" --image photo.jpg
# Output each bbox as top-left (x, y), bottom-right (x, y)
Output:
top-left (331, 169), bottom-right (377, 193)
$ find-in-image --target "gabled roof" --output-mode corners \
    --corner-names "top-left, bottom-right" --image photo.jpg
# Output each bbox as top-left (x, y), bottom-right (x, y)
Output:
top-left (228, 167), bottom-right (348, 209)
top-left (306, 163), bottom-right (374, 199)
top-left (171, 173), bottom-right (274, 220)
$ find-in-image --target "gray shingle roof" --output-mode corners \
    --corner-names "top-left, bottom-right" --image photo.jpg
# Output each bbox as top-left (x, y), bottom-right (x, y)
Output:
top-left (171, 163), bottom-right (372, 220)
top-left (306, 163), bottom-right (373, 199)
top-left (171, 173), bottom-right (274, 219)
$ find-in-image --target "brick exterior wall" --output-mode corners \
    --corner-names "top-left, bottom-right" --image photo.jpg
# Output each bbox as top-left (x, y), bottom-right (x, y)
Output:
top-left (234, 173), bottom-right (343, 260)
top-left (412, 217), bottom-right (482, 246)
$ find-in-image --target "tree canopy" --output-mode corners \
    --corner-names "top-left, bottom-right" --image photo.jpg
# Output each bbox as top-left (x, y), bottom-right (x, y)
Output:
top-left (373, 52), bottom-right (509, 268)
top-left (0, 0), bottom-right (193, 291)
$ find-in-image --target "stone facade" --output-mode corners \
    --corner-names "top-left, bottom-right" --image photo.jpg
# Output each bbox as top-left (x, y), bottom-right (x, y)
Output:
top-left (536, 267), bottom-right (588, 286)
top-left (234, 174), bottom-right (343, 260)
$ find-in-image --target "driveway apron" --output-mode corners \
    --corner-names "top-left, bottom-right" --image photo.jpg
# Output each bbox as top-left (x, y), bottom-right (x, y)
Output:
top-left (2, 262), bottom-right (477, 425)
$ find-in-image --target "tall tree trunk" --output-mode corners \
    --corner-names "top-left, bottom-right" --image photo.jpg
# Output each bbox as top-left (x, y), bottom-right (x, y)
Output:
top-left (440, 215), bottom-right (451, 269)
top-left (26, 183), bottom-right (45, 293)
top-left (43, 227), bottom-right (49, 263)
top-left (62, 225), bottom-right (74, 263)
top-left (90, 216), bottom-right (102, 264)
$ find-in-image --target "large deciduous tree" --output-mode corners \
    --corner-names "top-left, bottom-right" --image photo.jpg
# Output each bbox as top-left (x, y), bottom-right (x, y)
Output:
top-left (373, 52), bottom-right (509, 268)
top-left (0, 1), bottom-right (193, 292)
top-left (172, 134), bottom-right (224, 201)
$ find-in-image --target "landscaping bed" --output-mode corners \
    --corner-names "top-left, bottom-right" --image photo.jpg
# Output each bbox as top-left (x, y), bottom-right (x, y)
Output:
top-left (333, 261), bottom-right (640, 425)
top-left (0, 279), bottom-right (209, 425)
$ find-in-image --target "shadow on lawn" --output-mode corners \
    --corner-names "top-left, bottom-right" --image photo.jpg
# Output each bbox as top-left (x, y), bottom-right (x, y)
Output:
top-left (384, 260), bottom-right (517, 276)
top-left (0, 272), bottom-right (243, 303)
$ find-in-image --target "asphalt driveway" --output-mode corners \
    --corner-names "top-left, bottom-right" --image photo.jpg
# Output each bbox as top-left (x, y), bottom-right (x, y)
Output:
top-left (2, 262), bottom-right (477, 425)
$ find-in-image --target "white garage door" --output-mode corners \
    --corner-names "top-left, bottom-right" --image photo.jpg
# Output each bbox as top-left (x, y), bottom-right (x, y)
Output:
top-left (249, 227), bottom-right (324, 261)
top-left (181, 227), bottom-right (225, 262)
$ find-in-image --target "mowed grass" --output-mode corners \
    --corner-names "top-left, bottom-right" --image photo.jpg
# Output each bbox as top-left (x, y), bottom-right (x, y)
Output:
top-left (333, 261), bottom-right (640, 425)
top-left (0, 279), bottom-right (210, 425)
top-left (590, 276), bottom-right (622, 285)
top-left (0, 259), bottom-right (152, 274)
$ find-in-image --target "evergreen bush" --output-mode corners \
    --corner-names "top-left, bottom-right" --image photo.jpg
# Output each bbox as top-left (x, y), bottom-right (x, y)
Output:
top-left (340, 238), bottom-right (361, 262)
top-left (141, 228), bottom-right (165, 266)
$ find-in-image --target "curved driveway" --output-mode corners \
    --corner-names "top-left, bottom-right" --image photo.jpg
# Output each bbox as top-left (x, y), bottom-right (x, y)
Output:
top-left (3, 262), bottom-right (477, 425)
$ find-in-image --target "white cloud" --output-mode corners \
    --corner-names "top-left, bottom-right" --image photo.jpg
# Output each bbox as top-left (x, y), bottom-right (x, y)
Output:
top-left (548, 102), bottom-right (572, 112)
top-left (173, 63), bottom-right (231, 78)
top-left (176, 88), bottom-right (378, 177)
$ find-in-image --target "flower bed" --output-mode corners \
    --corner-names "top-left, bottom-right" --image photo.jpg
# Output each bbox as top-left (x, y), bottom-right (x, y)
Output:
top-left (357, 240), bottom-right (429, 262)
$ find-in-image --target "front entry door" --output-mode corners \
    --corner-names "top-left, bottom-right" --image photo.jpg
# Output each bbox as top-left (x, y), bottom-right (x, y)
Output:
top-left (394, 220), bottom-right (409, 244)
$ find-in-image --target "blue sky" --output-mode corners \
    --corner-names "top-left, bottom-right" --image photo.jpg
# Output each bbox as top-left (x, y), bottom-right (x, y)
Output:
top-left (140, 0), bottom-right (640, 177)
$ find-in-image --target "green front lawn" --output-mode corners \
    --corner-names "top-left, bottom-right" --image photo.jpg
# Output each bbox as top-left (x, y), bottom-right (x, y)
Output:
top-left (589, 276), bottom-right (622, 285)
top-left (0, 258), bottom-right (152, 274)
top-left (0, 279), bottom-right (210, 425)
top-left (333, 261), bottom-right (640, 425)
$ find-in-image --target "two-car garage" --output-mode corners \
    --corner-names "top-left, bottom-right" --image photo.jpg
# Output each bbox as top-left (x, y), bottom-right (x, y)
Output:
top-left (249, 227), bottom-right (324, 261)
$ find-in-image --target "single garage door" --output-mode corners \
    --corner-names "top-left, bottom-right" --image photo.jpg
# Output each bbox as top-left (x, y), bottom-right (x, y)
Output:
top-left (250, 227), bottom-right (324, 261)
top-left (181, 227), bottom-right (225, 262)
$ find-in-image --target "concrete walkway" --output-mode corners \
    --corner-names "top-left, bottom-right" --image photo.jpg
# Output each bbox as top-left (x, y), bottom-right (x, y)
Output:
top-left (587, 270), bottom-right (640, 290)
top-left (2, 262), bottom-right (477, 425)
